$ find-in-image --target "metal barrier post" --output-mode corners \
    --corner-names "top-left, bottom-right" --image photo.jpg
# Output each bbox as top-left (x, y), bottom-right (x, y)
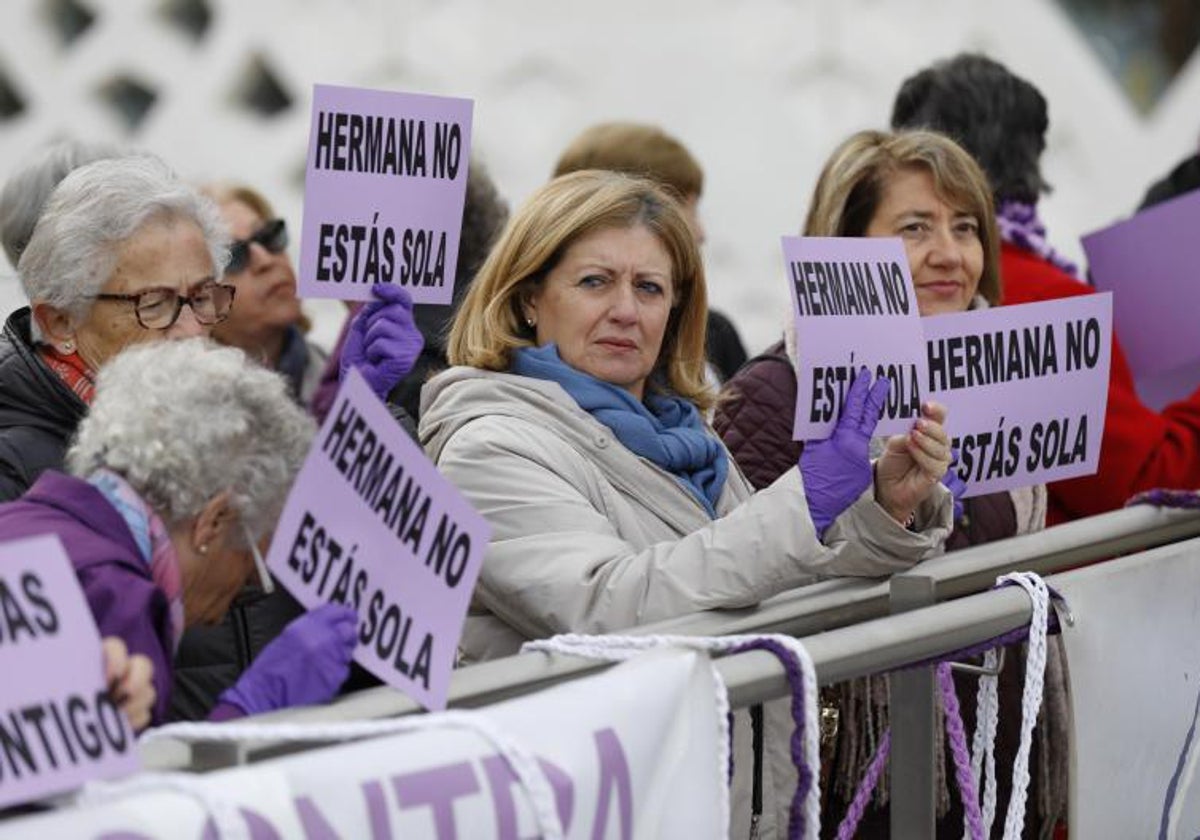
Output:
top-left (889, 573), bottom-right (937, 836)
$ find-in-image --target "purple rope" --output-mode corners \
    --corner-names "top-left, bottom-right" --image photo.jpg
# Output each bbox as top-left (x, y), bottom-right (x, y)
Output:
top-left (732, 638), bottom-right (811, 840)
top-left (835, 730), bottom-right (890, 839)
top-left (937, 662), bottom-right (986, 840)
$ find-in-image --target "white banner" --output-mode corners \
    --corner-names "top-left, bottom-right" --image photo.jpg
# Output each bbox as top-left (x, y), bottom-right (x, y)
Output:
top-left (0, 648), bottom-right (725, 839)
top-left (1055, 537), bottom-right (1200, 837)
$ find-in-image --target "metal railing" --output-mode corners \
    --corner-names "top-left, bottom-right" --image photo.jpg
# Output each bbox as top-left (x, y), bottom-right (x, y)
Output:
top-left (141, 503), bottom-right (1200, 773)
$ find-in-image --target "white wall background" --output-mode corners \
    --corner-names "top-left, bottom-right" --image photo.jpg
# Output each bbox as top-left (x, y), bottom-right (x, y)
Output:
top-left (0, 0), bottom-right (1197, 354)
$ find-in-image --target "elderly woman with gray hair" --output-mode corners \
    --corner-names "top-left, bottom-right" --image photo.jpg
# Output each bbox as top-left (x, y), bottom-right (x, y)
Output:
top-left (0, 339), bottom-right (357, 727)
top-left (0, 152), bottom-right (231, 501)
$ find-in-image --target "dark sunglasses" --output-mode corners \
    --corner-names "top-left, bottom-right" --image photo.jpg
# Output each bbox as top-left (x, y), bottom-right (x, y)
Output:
top-left (226, 218), bottom-right (288, 274)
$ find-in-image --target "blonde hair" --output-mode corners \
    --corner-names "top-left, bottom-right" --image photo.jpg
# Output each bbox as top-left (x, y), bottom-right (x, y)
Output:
top-left (803, 129), bottom-right (1001, 305)
top-left (447, 170), bottom-right (712, 409)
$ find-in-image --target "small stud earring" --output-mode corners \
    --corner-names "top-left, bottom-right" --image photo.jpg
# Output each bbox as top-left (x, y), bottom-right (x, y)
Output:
top-left (61, 339), bottom-right (75, 353)
top-left (526, 316), bottom-right (535, 328)
top-left (198, 544), bottom-right (209, 556)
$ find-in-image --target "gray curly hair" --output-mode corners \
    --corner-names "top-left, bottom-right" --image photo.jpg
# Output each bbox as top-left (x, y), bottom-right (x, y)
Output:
top-left (18, 154), bottom-right (230, 340)
top-left (67, 339), bottom-right (315, 543)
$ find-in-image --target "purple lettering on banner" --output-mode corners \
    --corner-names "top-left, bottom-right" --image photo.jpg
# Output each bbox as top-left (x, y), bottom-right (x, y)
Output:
top-left (591, 729), bottom-right (633, 840)
top-left (1082, 188), bottom-right (1200, 381)
top-left (0, 536), bottom-right (139, 809)
top-left (202, 811), bottom-right (282, 840)
top-left (363, 779), bottom-right (393, 839)
top-left (392, 761), bottom-right (481, 839)
top-left (266, 369), bottom-right (489, 710)
top-left (480, 752), bottom-right (577, 838)
top-left (299, 85), bottom-right (474, 304)
top-left (296, 796), bottom-right (340, 840)
top-left (783, 236), bottom-right (928, 439)
top-left (923, 294), bottom-right (1113, 497)
top-left (481, 755), bottom-right (522, 840)
top-left (538, 757), bottom-right (576, 829)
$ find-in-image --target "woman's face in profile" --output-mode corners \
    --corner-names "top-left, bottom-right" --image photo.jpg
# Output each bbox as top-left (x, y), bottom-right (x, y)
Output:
top-left (864, 166), bottom-right (984, 316)
top-left (526, 224), bottom-right (675, 400)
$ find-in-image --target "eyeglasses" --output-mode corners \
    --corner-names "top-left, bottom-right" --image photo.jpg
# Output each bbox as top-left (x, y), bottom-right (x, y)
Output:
top-left (92, 281), bottom-right (236, 330)
top-left (226, 218), bottom-right (288, 274)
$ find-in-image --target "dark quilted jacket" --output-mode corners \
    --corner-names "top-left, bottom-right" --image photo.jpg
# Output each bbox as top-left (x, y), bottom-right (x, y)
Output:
top-left (0, 308), bottom-right (86, 502)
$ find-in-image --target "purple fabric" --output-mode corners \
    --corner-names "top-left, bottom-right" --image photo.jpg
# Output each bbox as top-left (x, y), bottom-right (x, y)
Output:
top-left (800, 368), bottom-right (889, 538)
top-left (206, 701), bottom-right (246, 722)
top-left (1126, 487), bottom-right (1200, 509)
top-left (0, 471), bottom-right (174, 725)
top-left (218, 603), bottom-right (358, 715)
top-left (995, 200), bottom-right (1081, 280)
top-left (309, 303), bottom-right (362, 425)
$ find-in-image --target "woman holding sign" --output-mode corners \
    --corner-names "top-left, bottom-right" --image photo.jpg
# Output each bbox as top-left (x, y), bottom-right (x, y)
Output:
top-left (0, 340), bottom-right (357, 727)
top-left (420, 170), bottom-right (953, 838)
top-left (715, 129), bottom-right (1059, 836)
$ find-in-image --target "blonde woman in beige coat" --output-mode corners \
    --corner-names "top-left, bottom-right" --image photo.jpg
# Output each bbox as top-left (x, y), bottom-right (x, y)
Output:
top-left (419, 171), bottom-right (955, 838)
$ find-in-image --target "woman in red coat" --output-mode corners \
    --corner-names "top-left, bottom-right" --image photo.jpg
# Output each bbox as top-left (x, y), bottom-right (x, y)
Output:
top-left (891, 52), bottom-right (1200, 524)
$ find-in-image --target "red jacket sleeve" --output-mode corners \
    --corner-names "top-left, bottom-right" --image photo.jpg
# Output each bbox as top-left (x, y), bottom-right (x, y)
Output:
top-left (1001, 244), bottom-right (1200, 522)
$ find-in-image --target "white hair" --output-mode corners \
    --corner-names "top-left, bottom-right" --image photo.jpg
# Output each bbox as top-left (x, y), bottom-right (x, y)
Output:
top-left (0, 138), bottom-right (128, 269)
top-left (18, 154), bottom-right (230, 340)
top-left (67, 339), bottom-right (314, 543)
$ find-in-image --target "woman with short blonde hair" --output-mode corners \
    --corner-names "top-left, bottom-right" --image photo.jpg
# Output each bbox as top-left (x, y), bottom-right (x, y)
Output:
top-left (448, 169), bottom-right (712, 408)
top-left (423, 169), bottom-right (953, 838)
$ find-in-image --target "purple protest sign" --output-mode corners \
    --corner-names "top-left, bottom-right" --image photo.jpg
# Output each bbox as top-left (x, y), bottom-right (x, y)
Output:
top-left (266, 368), bottom-right (489, 710)
top-left (1082, 188), bottom-right (1200, 380)
top-left (0, 535), bottom-right (139, 808)
top-left (784, 236), bottom-right (928, 439)
top-left (298, 84), bottom-right (473, 304)
top-left (924, 294), bottom-right (1113, 497)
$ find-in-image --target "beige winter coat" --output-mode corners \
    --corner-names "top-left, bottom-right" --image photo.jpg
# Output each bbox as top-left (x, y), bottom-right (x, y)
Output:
top-left (420, 366), bottom-right (953, 837)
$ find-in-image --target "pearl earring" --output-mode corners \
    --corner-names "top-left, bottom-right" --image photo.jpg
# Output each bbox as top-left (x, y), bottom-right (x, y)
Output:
top-left (526, 316), bottom-right (535, 328)
top-left (61, 339), bottom-right (75, 353)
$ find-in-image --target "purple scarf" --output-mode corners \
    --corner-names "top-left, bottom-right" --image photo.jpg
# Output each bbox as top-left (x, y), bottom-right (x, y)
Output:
top-left (996, 200), bottom-right (1081, 279)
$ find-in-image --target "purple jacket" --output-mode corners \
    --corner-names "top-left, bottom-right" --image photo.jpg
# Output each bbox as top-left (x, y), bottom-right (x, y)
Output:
top-left (0, 471), bottom-right (175, 724)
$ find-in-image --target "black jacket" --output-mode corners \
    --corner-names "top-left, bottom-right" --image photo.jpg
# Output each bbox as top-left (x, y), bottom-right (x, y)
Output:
top-left (0, 308), bottom-right (86, 502)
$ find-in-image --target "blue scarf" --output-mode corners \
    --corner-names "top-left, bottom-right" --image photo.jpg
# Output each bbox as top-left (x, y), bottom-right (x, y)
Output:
top-left (512, 344), bottom-right (727, 517)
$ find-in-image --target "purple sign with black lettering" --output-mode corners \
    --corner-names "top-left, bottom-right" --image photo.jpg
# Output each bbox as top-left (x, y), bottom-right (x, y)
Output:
top-left (1082, 188), bottom-right (1200, 380)
top-left (0, 535), bottom-right (139, 808)
top-left (298, 84), bottom-right (473, 304)
top-left (265, 368), bottom-right (489, 710)
top-left (924, 294), bottom-right (1113, 497)
top-left (784, 236), bottom-right (928, 439)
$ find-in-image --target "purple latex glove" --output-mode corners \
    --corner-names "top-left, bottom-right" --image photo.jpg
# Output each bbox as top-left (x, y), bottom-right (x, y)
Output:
top-left (218, 603), bottom-right (358, 715)
top-left (942, 448), bottom-right (967, 522)
top-left (800, 367), bottom-right (890, 538)
top-left (339, 284), bottom-right (425, 401)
